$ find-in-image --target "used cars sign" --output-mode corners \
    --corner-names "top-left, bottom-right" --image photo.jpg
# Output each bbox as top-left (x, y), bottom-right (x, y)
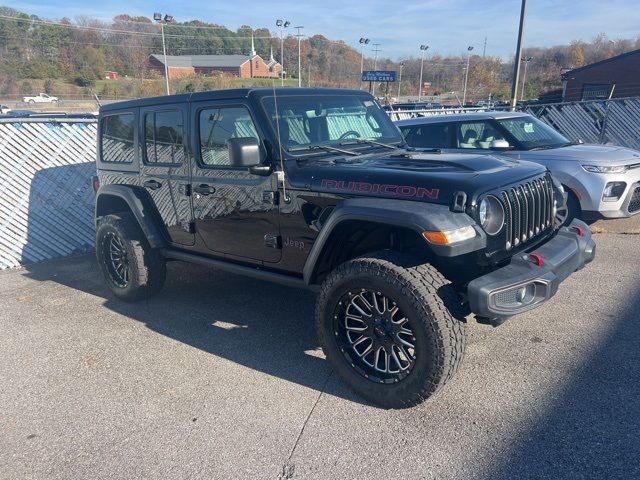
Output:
top-left (361, 70), bottom-right (397, 82)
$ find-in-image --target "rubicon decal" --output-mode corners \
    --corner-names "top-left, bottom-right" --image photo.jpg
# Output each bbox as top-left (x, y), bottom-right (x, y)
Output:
top-left (321, 179), bottom-right (439, 200)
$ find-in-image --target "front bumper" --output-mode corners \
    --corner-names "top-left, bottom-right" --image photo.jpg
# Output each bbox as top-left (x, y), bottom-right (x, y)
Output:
top-left (467, 219), bottom-right (595, 323)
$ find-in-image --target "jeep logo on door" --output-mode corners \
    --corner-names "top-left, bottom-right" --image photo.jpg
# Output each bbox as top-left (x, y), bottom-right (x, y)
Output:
top-left (321, 179), bottom-right (439, 200)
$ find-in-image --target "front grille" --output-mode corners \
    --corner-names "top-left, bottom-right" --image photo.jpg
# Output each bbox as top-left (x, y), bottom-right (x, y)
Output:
top-left (500, 176), bottom-right (554, 250)
top-left (628, 187), bottom-right (640, 213)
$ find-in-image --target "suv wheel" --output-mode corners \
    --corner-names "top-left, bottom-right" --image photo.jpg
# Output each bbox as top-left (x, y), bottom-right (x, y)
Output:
top-left (96, 213), bottom-right (166, 301)
top-left (315, 251), bottom-right (466, 409)
top-left (555, 190), bottom-right (580, 226)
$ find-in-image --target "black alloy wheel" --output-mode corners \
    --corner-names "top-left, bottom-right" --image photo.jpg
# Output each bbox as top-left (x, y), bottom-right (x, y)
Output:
top-left (101, 231), bottom-right (130, 287)
top-left (333, 288), bottom-right (416, 384)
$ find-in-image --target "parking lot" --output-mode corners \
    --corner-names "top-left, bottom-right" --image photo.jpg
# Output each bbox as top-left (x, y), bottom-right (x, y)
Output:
top-left (1, 229), bottom-right (639, 480)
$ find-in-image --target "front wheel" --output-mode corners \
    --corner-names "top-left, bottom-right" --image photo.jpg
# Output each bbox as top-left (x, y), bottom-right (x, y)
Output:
top-left (315, 251), bottom-right (466, 409)
top-left (555, 189), bottom-right (581, 227)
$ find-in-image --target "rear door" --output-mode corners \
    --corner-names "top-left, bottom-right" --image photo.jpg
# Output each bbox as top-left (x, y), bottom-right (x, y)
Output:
top-left (401, 122), bottom-right (455, 150)
top-left (139, 104), bottom-right (194, 246)
top-left (189, 100), bottom-right (281, 263)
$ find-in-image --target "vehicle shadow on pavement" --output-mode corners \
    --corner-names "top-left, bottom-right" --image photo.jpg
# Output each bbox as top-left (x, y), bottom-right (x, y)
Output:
top-left (484, 279), bottom-right (640, 479)
top-left (23, 254), bottom-right (371, 406)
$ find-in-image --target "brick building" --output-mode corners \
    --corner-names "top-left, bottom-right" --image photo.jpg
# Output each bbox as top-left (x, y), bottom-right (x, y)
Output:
top-left (149, 38), bottom-right (282, 80)
top-left (561, 49), bottom-right (640, 101)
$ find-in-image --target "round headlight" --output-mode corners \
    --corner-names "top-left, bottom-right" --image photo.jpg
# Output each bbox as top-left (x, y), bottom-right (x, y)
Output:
top-left (479, 195), bottom-right (505, 235)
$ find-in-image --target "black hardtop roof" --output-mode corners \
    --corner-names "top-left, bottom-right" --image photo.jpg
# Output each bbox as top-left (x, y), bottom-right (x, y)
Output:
top-left (100, 87), bottom-right (370, 113)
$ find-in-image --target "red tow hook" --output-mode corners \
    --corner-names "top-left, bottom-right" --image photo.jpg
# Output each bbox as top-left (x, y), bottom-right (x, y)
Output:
top-left (528, 252), bottom-right (544, 268)
top-left (571, 225), bottom-right (585, 237)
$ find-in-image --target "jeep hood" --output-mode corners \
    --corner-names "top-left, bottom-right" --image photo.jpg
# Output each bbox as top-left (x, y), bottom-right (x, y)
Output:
top-left (289, 151), bottom-right (546, 206)
top-left (510, 144), bottom-right (640, 165)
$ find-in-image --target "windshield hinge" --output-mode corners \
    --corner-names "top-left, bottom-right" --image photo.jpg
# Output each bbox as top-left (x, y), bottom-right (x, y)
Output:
top-left (451, 191), bottom-right (467, 212)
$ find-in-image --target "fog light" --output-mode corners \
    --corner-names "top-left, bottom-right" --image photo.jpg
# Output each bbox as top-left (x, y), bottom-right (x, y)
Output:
top-left (603, 182), bottom-right (626, 201)
top-left (492, 283), bottom-right (539, 309)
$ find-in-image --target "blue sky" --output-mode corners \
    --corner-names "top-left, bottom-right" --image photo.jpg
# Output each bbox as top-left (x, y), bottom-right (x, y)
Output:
top-left (9, 0), bottom-right (640, 59)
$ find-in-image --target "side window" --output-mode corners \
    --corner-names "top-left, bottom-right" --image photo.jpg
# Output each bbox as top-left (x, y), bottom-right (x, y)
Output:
top-left (144, 110), bottom-right (184, 164)
top-left (199, 106), bottom-right (259, 166)
top-left (409, 123), bottom-right (452, 148)
top-left (101, 113), bottom-right (135, 163)
top-left (456, 121), bottom-right (503, 149)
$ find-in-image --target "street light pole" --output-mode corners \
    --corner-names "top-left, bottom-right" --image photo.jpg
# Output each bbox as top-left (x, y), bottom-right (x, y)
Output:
top-left (462, 45), bottom-right (474, 106)
top-left (294, 26), bottom-right (304, 87)
top-left (397, 61), bottom-right (404, 100)
top-left (359, 38), bottom-right (370, 90)
top-left (418, 44), bottom-right (428, 102)
top-left (276, 19), bottom-right (290, 86)
top-left (154, 12), bottom-right (173, 95)
top-left (371, 43), bottom-right (381, 96)
top-left (521, 56), bottom-right (532, 100)
top-left (510, 0), bottom-right (528, 109)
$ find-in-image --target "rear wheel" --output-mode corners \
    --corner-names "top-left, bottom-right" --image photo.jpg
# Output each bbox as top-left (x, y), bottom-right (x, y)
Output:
top-left (96, 213), bottom-right (166, 301)
top-left (315, 251), bottom-right (466, 409)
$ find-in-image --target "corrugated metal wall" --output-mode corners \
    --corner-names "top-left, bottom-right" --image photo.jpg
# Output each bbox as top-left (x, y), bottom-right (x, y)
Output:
top-left (0, 118), bottom-right (97, 269)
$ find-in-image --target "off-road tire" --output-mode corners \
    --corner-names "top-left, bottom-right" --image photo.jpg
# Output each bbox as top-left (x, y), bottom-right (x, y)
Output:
top-left (315, 250), bottom-right (466, 409)
top-left (96, 213), bottom-right (166, 301)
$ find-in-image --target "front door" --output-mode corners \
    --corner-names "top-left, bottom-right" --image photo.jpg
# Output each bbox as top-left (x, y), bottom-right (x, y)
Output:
top-left (139, 105), bottom-right (194, 246)
top-left (190, 101), bottom-right (281, 263)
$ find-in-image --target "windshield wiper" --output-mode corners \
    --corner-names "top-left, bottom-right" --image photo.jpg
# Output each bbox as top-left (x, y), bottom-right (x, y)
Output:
top-left (287, 144), bottom-right (360, 156)
top-left (529, 144), bottom-right (561, 151)
top-left (339, 139), bottom-right (401, 150)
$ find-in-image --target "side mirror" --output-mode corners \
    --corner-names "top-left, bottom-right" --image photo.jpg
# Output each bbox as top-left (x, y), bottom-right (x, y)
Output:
top-left (227, 137), bottom-right (262, 167)
top-left (489, 139), bottom-right (510, 150)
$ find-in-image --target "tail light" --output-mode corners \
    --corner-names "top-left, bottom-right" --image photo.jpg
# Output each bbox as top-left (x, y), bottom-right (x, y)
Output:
top-left (92, 175), bottom-right (100, 194)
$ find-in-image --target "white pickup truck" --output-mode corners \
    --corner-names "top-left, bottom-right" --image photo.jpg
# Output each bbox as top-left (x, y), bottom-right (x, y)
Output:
top-left (22, 93), bottom-right (59, 104)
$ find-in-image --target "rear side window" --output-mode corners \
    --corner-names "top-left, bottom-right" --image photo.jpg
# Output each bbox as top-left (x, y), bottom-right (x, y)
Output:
top-left (403, 123), bottom-right (452, 148)
top-left (101, 113), bottom-right (135, 163)
top-left (144, 110), bottom-right (185, 164)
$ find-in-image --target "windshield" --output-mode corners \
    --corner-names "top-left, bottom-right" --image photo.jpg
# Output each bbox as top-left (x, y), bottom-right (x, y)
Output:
top-left (261, 94), bottom-right (403, 152)
top-left (496, 116), bottom-right (570, 150)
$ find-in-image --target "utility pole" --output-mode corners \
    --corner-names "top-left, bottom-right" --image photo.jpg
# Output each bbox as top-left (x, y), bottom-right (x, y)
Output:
top-left (462, 46), bottom-right (474, 105)
top-left (294, 26), bottom-right (304, 87)
top-left (510, 0), bottom-right (528, 110)
top-left (397, 61), bottom-right (404, 100)
top-left (371, 43), bottom-right (381, 96)
top-left (521, 56), bottom-right (533, 100)
top-left (418, 44), bottom-right (428, 102)
top-left (276, 19), bottom-right (291, 86)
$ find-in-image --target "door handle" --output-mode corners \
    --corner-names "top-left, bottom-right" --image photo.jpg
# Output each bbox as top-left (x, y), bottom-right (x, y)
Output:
top-left (143, 179), bottom-right (162, 190)
top-left (193, 184), bottom-right (216, 195)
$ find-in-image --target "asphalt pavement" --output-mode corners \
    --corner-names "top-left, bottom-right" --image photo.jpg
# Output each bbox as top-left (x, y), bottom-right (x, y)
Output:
top-left (1, 232), bottom-right (639, 480)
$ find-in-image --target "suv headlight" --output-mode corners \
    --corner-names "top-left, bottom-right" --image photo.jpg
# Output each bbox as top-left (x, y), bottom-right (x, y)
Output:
top-left (479, 195), bottom-right (505, 235)
top-left (582, 164), bottom-right (628, 174)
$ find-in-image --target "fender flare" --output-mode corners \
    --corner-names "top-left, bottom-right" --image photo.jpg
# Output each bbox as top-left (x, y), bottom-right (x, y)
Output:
top-left (302, 197), bottom-right (485, 284)
top-left (95, 184), bottom-right (167, 249)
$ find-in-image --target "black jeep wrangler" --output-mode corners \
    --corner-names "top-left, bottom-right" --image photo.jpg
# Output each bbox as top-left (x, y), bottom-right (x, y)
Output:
top-left (94, 88), bottom-right (595, 408)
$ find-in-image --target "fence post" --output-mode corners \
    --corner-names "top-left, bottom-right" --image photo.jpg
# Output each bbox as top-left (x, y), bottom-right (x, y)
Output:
top-left (598, 99), bottom-right (610, 144)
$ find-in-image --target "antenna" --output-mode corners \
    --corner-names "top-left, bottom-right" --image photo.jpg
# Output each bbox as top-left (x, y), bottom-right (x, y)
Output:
top-left (483, 37), bottom-right (487, 58)
top-left (271, 80), bottom-right (290, 203)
